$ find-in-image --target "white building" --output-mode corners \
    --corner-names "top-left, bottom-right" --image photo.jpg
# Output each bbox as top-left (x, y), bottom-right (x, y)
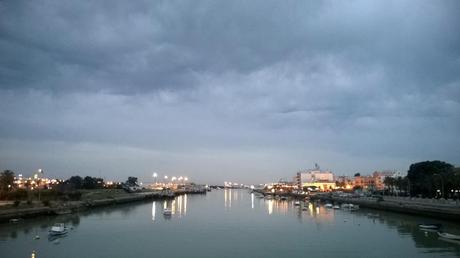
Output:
top-left (296, 165), bottom-right (335, 191)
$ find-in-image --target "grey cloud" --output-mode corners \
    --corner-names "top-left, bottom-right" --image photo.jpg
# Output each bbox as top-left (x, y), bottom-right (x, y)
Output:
top-left (0, 0), bottom-right (459, 182)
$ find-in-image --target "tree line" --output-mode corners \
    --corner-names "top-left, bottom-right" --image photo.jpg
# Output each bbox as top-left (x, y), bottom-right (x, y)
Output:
top-left (384, 160), bottom-right (460, 198)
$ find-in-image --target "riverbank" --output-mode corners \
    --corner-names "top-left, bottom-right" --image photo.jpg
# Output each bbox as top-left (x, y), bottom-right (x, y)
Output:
top-left (311, 193), bottom-right (460, 221)
top-left (0, 188), bottom-right (205, 223)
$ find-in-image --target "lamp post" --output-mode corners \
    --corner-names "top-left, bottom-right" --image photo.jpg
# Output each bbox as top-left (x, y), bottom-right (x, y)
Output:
top-left (153, 173), bottom-right (158, 185)
top-left (433, 174), bottom-right (444, 199)
top-left (37, 169), bottom-right (44, 202)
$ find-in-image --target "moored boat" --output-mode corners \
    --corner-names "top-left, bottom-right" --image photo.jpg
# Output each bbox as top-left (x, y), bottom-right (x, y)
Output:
top-left (294, 201), bottom-right (300, 206)
top-left (419, 224), bottom-right (442, 230)
top-left (48, 223), bottom-right (68, 236)
top-left (333, 205), bottom-right (340, 209)
top-left (163, 208), bottom-right (172, 215)
top-left (438, 232), bottom-right (460, 240)
top-left (325, 203), bottom-right (333, 208)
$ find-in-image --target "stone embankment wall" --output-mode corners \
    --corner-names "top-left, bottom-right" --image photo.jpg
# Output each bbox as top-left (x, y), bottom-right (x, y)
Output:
top-left (313, 194), bottom-right (460, 221)
top-left (0, 190), bottom-right (193, 223)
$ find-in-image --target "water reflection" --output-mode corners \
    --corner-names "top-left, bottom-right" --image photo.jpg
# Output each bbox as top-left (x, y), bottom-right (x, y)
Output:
top-left (152, 201), bottom-right (156, 221)
top-left (160, 194), bottom-right (188, 218)
top-left (224, 188), bottom-right (232, 209)
top-left (1, 190), bottom-right (460, 258)
top-left (267, 199), bottom-right (273, 215)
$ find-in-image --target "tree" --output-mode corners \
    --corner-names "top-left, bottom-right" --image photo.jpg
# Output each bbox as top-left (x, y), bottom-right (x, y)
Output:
top-left (82, 176), bottom-right (97, 189)
top-left (126, 177), bottom-right (138, 186)
top-left (407, 161), bottom-right (454, 198)
top-left (0, 170), bottom-right (15, 192)
top-left (383, 177), bottom-right (395, 194)
top-left (354, 173), bottom-right (361, 177)
top-left (67, 176), bottom-right (83, 189)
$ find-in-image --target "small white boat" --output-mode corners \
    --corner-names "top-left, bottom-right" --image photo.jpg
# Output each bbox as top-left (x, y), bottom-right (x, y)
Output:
top-left (333, 205), bottom-right (340, 209)
top-left (48, 223), bottom-right (68, 236)
top-left (294, 201), bottom-right (300, 206)
top-left (325, 203), bottom-right (333, 208)
top-left (163, 208), bottom-right (172, 216)
top-left (419, 224), bottom-right (442, 230)
top-left (438, 232), bottom-right (460, 240)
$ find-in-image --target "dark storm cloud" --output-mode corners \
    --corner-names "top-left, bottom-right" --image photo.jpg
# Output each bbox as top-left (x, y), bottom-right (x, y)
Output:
top-left (0, 0), bottom-right (459, 182)
top-left (2, 0), bottom-right (458, 94)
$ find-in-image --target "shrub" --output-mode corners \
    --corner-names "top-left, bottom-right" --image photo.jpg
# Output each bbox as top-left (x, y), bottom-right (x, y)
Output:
top-left (13, 200), bottom-right (20, 207)
top-left (67, 191), bottom-right (82, 201)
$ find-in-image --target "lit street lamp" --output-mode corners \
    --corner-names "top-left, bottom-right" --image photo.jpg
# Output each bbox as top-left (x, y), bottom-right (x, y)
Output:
top-left (433, 174), bottom-right (444, 198)
top-left (153, 172), bottom-right (158, 185)
top-left (37, 169), bottom-right (44, 202)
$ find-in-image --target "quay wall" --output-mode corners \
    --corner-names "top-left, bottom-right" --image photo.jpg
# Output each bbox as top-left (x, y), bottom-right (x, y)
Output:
top-left (312, 195), bottom-right (460, 221)
top-left (0, 190), bottom-right (200, 223)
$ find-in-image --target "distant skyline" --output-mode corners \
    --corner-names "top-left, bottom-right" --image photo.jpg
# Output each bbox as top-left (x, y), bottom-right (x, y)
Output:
top-left (1, 1), bottom-right (459, 184)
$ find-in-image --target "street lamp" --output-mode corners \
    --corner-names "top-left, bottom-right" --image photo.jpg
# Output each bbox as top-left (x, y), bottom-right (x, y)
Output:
top-left (433, 174), bottom-right (444, 198)
top-left (153, 173), bottom-right (158, 185)
top-left (37, 169), bottom-right (44, 202)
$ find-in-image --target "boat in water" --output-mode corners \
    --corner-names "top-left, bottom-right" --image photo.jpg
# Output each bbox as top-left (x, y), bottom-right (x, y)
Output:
top-left (325, 203), bottom-right (333, 208)
top-left (163, 208), bottom-right (172, 216)
top-left (48, 223), bottom-right (68, 236)
top-left (333, 205), bottom-right (340, 209)
top-left (438, 232), bottom-right (460, 240)
top-left (294, 201), bottom-right (300, 206)
top-left (343, 203), bottom-right (359, 211)
top-left (419, 224), bottom-right (442, 230)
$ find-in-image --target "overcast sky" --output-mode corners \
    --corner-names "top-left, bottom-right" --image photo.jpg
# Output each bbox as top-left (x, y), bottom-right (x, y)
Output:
top-left (1, 0), bottom-right (459, 184)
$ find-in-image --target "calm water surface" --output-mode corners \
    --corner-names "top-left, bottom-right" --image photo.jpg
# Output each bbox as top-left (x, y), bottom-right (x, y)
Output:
top-left (1, 189), bottom-right (460, 258)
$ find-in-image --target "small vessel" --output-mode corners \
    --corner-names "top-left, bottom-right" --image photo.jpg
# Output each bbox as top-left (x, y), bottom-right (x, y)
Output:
top-left (302, 207), bottom-right (308, 211)
top-left (350, 205), bottom-right (359, 211)
top-left (438, 232), bottom-right (460, 240)
top-left (163, 208), bottom-right (172, 216)
top-left (48, 223), bottom-right (68, 236)
top-left (419, 224), bottom-right (442, 230)
top-left (9, 218), bottom-right (22, 223)
top-left (294, 201), bottom-right (300, 206)
top-left (280, 196), bottom-right (288, 201)
top-left (367, 213), bottom-right (380, 218)
top-left (333, 205), bottom-right (340, 209)
top-left (325, 203), bottom-right (333, 208)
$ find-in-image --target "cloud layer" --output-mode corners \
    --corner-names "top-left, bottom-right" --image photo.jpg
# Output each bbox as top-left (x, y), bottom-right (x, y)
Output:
top-left (1, 0), bottom-right (459, 183)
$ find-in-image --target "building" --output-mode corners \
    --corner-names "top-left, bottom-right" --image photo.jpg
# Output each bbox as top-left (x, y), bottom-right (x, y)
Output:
top-left (372, 171), bottom-right (396, 190)
top-left (296, 165), bottom-right (335, 192)
top-left (353, 174), bottom-right (375, 190)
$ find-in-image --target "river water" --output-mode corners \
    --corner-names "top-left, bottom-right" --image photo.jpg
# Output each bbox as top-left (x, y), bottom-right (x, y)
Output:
top-left (1, 189), bottom-right (460, 258)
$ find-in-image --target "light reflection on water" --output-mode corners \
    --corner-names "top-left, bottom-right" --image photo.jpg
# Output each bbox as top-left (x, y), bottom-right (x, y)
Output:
top-left (1, 190), bottom-right (460, 258)
top-left (160, 194), bottom-right (188, 217)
